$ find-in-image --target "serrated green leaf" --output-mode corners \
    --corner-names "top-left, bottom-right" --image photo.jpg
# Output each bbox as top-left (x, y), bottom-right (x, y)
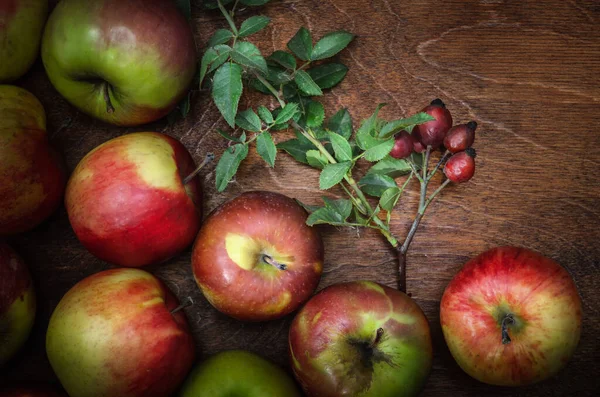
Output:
top-left (257, 106), bottom-right (273, 124)
top-left (231, 42), bottom-right (268, 75)
top-left (323, 197), bottom-right (352, 220)
top-left (287, 27), bottom-right (312, 61)
top-left (295, 70), bottom-right (323, 96)
top-left (268, 50), bottom-right (296, 70)
top-left (307, 63), bottom-right (348, 89)
top-left (379, 187), bottom-right (401, 212)
top-left (364, 138), bottom-right (395, 162)
top-left (379, 112), bottom-right (436, 138)
top-left (320, 161), bottom-right (351, 190)
top-left (275, 103), bottom-right (299, 124)
top-left (366, 156), bottom-right (413, 178)
top-left (217, 129), bottom-right (246, 143)
top-left (328, 131), bottom-right (352, 162)
top-left (256, 131), bottom-right (276, 167)
top-left (411, 152), bottom-right (424, 167)
top-left (358, 173), bottom-right (397, 197)
top-left (295, 199), bottom-right (321, 214)
top-left (175, 0), bottom-right (192, 20)
top-left (356, 103), bottom-right (386, 150)
top-left (240, 0), bottom-right (270, 5)
top-left (327, 108), bottom-right (353, 139)
top-left (311, 31), bottom-right (354, 60)
top-left (235, 109), bottom-right (262, 132)
top-left (306, 207), bottom-right (347, 226)
top-left (212, 62), bottom-right (243, 128)
top-left (199, 45), bottom-right (232, 87)
top-left (215, 143), bottom-right (249, 192)
top-left (306, 101), bottom-right (325, 128)
top-left (208, 29), bottom-right (234, 46)
top-left (277, 138), bottom-right (314, 164)
top-left (266, 66), bottom-right (292, 85)
top-left (199, 49), bottom-right (217, 87)
top-left (306, 150), bottom-right (328, 169)
top-left (239, 15), bottom-right (271, 37)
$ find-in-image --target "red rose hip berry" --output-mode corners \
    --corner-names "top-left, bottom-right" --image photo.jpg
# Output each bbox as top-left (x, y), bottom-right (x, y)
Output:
top-left (390, 130), bottom-right (414, 159)
top-left (444, 148), bottom-right (476, 183)
top-left (414, 98), bottom-right (453, 148)
top-left (444, 121), bottom-right (477, 153)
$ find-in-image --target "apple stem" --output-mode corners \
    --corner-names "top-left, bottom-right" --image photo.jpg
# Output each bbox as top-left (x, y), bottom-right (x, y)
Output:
top-left (170, 297), bottom-right (194, 315)
top-left (262, 255), bottom-right (287, 271)
top-left (183, 153), bottom-right (215, 185)
top-left (501, 314), bottom-right (515, 344)
top-left (372, 328), bottom-right (384, 347)
top-left (103, 82), bottom-right (115, 114)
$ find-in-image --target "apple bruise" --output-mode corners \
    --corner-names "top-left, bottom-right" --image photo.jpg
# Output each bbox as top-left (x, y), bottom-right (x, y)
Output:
top-left (192, 191), bottom-right (324, 321)
top-left (440, 246), bottom-right (582, 386)
top-left (0, 244), bottom-right (31, 314)
top-left (65, 132), bottom-right (201, 267)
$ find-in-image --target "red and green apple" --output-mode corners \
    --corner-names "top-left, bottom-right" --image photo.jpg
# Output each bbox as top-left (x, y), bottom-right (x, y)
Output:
top-left (192, 191), bottom-right (324, 321)
top-left (440, 246), bottom-right (582, 386)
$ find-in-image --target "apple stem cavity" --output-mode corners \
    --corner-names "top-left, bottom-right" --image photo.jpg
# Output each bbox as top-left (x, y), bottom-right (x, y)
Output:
top-left (501, 314), bottom-right (515, 344)
top-left (170, 296), bottom-right (194, 315)
top-left (183, 153), bottom-right (215, 185)
top-left (102, 82), bottom-right (115, 114)
top-left (262, 254), bottom-right (287, 271)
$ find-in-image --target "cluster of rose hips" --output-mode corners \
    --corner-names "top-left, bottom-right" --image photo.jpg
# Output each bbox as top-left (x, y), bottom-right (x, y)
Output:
top-left (390, 99), bottom-right (477, 183)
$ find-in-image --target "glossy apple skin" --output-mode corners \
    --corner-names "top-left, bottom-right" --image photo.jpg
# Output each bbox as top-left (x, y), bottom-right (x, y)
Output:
top-left (0, 0), bottom-right (48, 82)
top-left (0, 85), bottom-right (66, 235)
top-left (178, 350), bottom-right (302, 397)
top-left (41, 0), bottom-right (196, 126)
top-left (46, 268), bottom-right (195, 397)
top-left (289, 281), bottom-right (432, 397)
top-left (440, 246), bottom-right (582, 386)
top-left (65, 132), bottom-right (201, 267)
top-left (0, 384), bottom-right (67, 397)
top-left (192, 191), bottom-right (324, 321)
top-left (0, 243), bottom-right (36, 366)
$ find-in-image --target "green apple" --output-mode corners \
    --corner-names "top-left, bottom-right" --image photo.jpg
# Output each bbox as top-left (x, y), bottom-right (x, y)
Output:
top-left (179, 350), bottom-right (301, 397)
top-left (0, 243), bottom-right (36, 366)
top-left (0, 0), bottom-right (48, 82)
top-left (41, 0), bottom-right (197, 126)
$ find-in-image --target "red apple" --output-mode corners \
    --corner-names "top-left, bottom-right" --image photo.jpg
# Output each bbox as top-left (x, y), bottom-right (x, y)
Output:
top-left (289, 281), bottom-right (433, 397)
top-left (0, 384), bottom-right (67, 397)
top-left (46, 268), bottom-right (195, 397)
top-left (440, 246), bottom-right (582, 386)
top-left (0, 243), bottom-right (36, 366)
top-left (65, 132), bottom-right (202, 267)
top-left (0, 85), bottom-right (66, 235)
top-left (192, 191), bottom-right (324, 321)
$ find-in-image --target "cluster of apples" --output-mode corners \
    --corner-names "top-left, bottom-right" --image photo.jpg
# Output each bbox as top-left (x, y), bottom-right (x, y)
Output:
top-left (1, 0), bottom-right (584, 397)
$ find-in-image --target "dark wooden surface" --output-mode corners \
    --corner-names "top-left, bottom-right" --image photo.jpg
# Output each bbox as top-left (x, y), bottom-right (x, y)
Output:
top-left (2, 0), bottom-right (599, 396)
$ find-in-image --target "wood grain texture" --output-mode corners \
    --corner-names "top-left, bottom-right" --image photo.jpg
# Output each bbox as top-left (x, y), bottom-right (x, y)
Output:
top-left (2, 0), bottom-right (599, 395)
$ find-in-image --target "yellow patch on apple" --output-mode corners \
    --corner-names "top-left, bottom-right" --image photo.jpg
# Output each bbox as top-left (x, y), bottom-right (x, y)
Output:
top-left (225, 233), bottom-right (294, 271)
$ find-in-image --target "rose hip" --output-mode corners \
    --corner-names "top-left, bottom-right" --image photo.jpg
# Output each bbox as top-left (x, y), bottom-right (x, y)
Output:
top-left (390, 130), bottom-right (414, 159)
top-left (444, 121), bottom-right (477, 153)
top-left (444, 148), bottom-right (476, 183)
top-left (414, 99), bottom-right (453, 149)
top-left (411, 134), bottom-right (426, 153)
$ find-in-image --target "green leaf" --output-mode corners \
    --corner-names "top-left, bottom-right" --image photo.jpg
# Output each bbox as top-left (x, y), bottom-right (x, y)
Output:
top-left (175, 0), bottom-right (192, 20)
top-left (231, 42), bottom-right (268, 75)
top-left (366, 156), bottom-right (412, 178)
top-left (268, 50), bottom-right (297, 70)
top-left (307, 63), bottom-right (348, 89)
top-left (328, 131), bottom-right (352, 162)
top-left (257, 106), bottom-right (273, 124)
top-left (306, 207), bottom-right (347, 226)
top-left (240, 0), bottom-right (270, 5)
top-left (311, 31), bottom-right (355, 60)
top-left (356, 103), bottom-right (386, 150)
top-left (379, 187), bottom-right (401, 212)
top-left (363, 138), bottom-right (395, 162)
top-left (266, 66), bottom-right (292, 85)
top-left (379, 112), bottom-right (436, 138)
top-left (275, 103), bottom-right (299, 124)
top-left (256, 132), bottom-right (276, 167)
top-left (215, 143), bottom-right (249, 192)
top-left (235, 109), bottom-right (262, 132)
top-left (323, 197), bottom-right (352, 220)
top-left (217, 129), bottom-right (246, 143)
top-left (212, 62), bottom-right (243, 128)
top-left (358, 174), bottom-right (397, 197)
top-left (239, 16), bottom-right (271, 37)
top-left (199, 44), bottom-right (232, 87)
top-left (287, 27), bottom-right (312, 61)
top-left (306, 101), bottom-right (325, 128)
top-left (295, 199), bottom-right (321, 214)
top-left (320, 161), bottom-right (351, 190)
top-left (306, 150), bottom-right (328, 169)
top-left (208, 29), bottom-right (234, 46)
top-left (277, 138), bottom-right (313, 164)
top-left (295, 70), bottom-right (323, 96)
top-left (327, 108), bottom-right (353, 139)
